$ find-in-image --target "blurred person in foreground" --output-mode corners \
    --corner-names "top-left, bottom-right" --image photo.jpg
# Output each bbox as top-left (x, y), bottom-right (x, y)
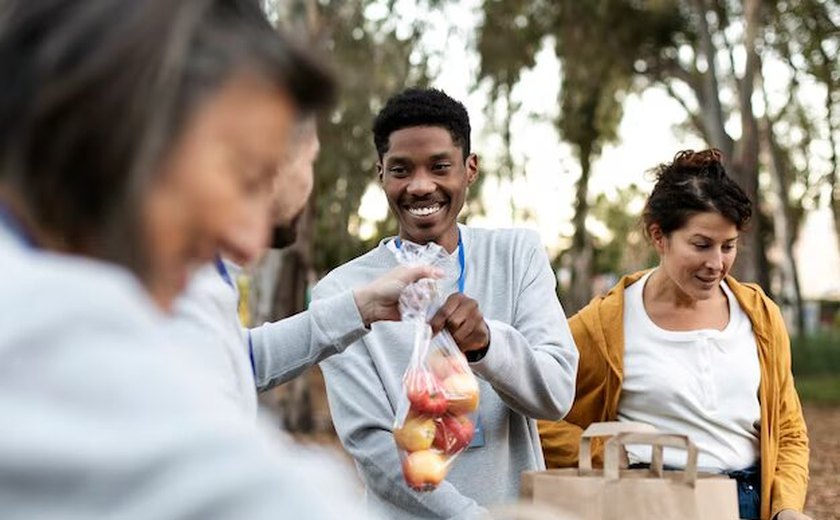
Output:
top-left (169, 115), bottom-right (441, 419)
top-left (538, 149), bottom-right (810, 520)
top-left (315, 88), bottom-right (580, 518)
top-left (0, 1), bottom-right (376, 518)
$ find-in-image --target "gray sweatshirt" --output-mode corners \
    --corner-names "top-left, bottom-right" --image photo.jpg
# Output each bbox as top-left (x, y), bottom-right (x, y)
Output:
top-left (168, 260), bottom-right (369, 417)
top-left (316, 225), bottom-right (579, 519)
top-left (250, 288), bottom-right (368, 392)
top-left (0, 223), bottom-right (371, 520)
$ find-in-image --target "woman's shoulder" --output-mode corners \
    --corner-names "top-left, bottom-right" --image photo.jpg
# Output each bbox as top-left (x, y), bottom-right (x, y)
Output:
top-left (725, 276), bottom-right (782, 316)
top-left (725, 276), bottom-right (788, 343)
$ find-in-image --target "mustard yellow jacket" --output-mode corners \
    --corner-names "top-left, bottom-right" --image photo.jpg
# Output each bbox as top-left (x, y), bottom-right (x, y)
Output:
top-left (539, 272), bottom-right (809, 520)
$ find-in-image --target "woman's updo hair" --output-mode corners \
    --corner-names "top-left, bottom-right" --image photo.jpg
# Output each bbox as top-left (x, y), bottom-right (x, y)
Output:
top-left (642, 149), bottom-right (752, 239)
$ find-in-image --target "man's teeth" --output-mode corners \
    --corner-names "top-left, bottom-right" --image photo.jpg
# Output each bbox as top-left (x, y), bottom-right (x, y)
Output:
top-left (408, 204), bottom-right (442, 217)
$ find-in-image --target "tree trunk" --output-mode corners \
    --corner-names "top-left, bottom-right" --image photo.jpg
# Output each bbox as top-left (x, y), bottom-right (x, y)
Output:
top-left (692, 0), bottom-right (734, 158)
top-left (831, 167), bottom-right (840, 263)
top-left (826, 86), bottom-right (840, 262)
top-left (730, 0), bottom-right (766, 288)
top-left (503, 84), bottom-right (518, 221)
top-left (762, 114), bottom-right (805, 334)
top-left (567, 144), bottom-right (594, 314)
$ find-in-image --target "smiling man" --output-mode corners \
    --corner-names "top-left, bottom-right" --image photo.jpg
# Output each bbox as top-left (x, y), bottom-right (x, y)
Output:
top-left (315, 88), bottom-right (580, 518)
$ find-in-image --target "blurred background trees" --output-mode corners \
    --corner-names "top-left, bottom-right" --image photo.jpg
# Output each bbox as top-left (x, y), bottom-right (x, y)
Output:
top-left (251, 0), bottom-right (839, 432)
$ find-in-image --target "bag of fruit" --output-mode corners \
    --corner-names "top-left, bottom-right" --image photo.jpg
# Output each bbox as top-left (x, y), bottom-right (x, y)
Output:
top-left (391, 239), bottom-right (480, 491)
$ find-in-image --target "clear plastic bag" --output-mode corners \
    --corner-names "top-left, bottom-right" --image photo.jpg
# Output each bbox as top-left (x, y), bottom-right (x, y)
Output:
top-left (391, 240), bottom-right (480, 491)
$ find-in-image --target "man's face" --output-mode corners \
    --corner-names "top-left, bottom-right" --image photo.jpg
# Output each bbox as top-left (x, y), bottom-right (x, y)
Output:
top-left (143, 74), bottom-right (294, 309)
top-left (270, 121), bottom-right (319, 249)
top-left (378, 126), bottom-right (477, 251)
top-left (272, 120), bottom-right (321, 226)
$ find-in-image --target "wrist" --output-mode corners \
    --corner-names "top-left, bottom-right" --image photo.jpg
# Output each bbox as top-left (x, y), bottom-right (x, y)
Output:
top-left (464, 324), bottom-right (491, 362)
top-left (465, 345), bottom-right (489, 362)
top-left (352, 288), bottom-right (375, 327)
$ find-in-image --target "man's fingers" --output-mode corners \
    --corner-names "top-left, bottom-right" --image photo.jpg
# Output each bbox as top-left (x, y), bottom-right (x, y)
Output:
top-left (445, 301), bottom-right (474, 332)
top-left (449, 318), bottom-right (476, 345)
top-left (429, 294), bottom-right (460, 333)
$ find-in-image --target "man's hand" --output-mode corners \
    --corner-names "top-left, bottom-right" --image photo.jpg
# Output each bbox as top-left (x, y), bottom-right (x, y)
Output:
top-left (353, 265), bottom-right (442, 326)
top-left (428, 293), bottom-right (490, 354)
top-left (775, 510), bottom-right (812, 520)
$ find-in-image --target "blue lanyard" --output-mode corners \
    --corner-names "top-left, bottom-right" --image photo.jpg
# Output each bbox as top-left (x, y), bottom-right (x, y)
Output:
top-left (0, 203), bottom-right (36, 249)
top-left (215, 255), bottom-right (257, 377)
top-left (395, 230), bottom-right (466, 294)
top-left (214, 255), bottom-right (235, 288)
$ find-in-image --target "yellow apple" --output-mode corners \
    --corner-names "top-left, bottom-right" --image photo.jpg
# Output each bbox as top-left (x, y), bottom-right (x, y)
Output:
top-left (402, 449), bottom-right (447, 490)
top-left (393, 414), bottom-right (436, 452)
top-left (442, 372), bottom-right (479, 414)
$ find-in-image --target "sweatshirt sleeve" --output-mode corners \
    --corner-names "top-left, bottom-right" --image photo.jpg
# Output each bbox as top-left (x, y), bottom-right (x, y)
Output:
top-left (468, 231), bottom-right (579, 421)
top-left (315, 279), bottom-right (485, 519)
top-left (249, 290), bottom-right (369, 392)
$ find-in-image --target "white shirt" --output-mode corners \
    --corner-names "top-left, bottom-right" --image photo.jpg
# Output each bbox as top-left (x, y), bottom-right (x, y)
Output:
top-left (618, 270), bottom-right (761, 472)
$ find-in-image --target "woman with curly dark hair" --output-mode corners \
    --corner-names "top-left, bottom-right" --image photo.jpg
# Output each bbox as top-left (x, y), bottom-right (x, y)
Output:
top-left (539, 149), bottom-right (810, 520)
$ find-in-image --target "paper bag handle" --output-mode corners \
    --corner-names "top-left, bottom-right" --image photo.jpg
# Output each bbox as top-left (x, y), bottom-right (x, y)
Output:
top-left (603, 432), bottom-right (699, 487)
top-left (578, 421), bottom-right (658, 472)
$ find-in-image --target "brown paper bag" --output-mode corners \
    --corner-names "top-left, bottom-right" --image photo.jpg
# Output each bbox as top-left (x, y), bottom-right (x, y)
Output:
top-left (522, 423), bottom-right (739, 520)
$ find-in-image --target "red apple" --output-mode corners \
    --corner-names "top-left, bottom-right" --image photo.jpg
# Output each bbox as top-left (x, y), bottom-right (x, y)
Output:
top-left (402, 449), bottom-right (447, 491)
top-left (442, 372), bottom-right (480, 414)
top-left (394, 414), bottom-right (436, 452)
top-left (405, 369), bottom-right (448, 416)
top-left (433, 414), bottom-right (475, 455)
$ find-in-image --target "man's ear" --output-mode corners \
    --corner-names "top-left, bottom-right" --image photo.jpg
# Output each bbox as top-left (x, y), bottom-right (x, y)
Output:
top-left (376, 162), bottom-right (383, 184)
top-left (465, 153), bottom-right (479, 186)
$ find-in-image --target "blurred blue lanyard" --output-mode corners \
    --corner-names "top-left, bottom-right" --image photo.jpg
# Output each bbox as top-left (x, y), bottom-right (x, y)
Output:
top-left (215, 255), bottom-right (258, 378)
top-left (0, 203), bottom-right (36, 248)
top-left (394, 230), bottom-right (466, 294)
top-left (214, 255), bottom-right (234, 288)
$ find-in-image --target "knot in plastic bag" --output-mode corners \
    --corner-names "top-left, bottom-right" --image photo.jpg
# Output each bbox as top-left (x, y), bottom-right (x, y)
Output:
top-left (392, 239), bottom-right (458, 321)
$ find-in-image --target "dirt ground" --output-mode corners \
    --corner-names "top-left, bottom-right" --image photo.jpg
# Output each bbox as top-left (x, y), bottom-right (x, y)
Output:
top-left (803, 404), bottom-right (840, 519)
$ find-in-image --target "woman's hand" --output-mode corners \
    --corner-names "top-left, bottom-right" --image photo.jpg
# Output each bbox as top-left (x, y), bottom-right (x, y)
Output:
top-left (775, 509), bottom-right (813, 520)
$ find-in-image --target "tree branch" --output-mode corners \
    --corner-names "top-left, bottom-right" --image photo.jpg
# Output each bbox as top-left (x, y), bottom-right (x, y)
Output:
top-left (663, 80), bottom-right (710, 142)
top-left (690, 0), bottom-right (734, 156)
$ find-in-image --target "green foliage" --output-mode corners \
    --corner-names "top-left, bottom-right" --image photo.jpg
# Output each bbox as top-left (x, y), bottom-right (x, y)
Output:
top-left (477, 1), bottom-right (550, 93)
top-left (794, 375), bottom-right (840, 404)
top-left (590, 184), bottom-right (658, 275)
top-left (790, 332), bottom-right (840, 403)
top-left (791, 332), bottom-right (840, 377)
top-left (273, 0), bottom-right (433, 273)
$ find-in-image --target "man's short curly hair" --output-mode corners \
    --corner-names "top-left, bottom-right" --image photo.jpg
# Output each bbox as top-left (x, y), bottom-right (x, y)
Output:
top-left (372, 88), bottom-right (471, 160)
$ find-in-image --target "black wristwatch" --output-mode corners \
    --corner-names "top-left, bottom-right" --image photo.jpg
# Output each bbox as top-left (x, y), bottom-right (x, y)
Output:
top-left (465, 345), bottom-right (489, 363)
